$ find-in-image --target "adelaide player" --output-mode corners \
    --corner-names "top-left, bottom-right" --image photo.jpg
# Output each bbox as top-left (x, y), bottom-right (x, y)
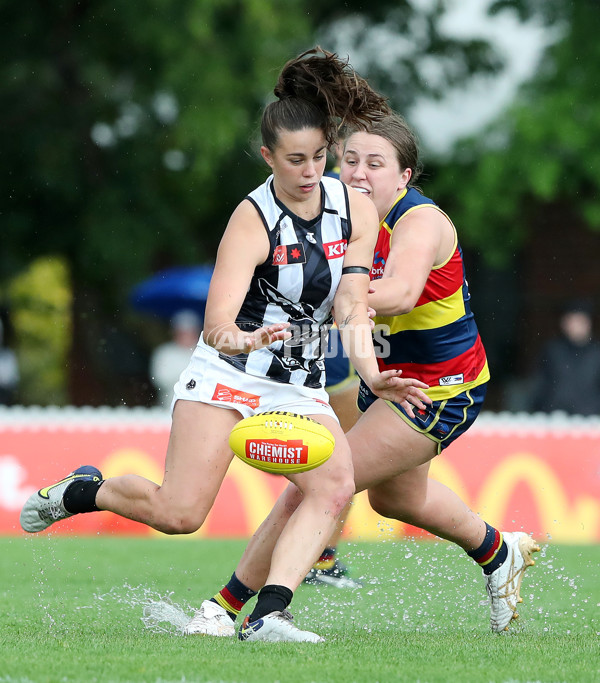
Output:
top-left (198, 112), bottom-right (540, 639)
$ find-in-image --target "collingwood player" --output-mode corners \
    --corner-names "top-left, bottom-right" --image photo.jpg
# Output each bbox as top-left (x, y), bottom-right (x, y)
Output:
top-left (20, 48), bottom-right (430, 643)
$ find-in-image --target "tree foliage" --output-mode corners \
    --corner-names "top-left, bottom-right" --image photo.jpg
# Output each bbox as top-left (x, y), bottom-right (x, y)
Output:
top-left (8, 258), bottom-right (72, 404)
top-left (2, 0), bottom-right (504, 296)
top-left (429, 0), bottom-right (600, 266)
top-left (318, 0), bottom-right (502, 114)
top-left (1, 0), bottom-right (508, 404)
top-left (1, 0), bottom-right (313, 301)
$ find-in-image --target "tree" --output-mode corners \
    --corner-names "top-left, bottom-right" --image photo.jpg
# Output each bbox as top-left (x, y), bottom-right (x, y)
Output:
top-left (414, 0), bottom-right (600, 409)
top-left (1, 1), bottom-right (315, 294)
top-left (2, 1), bottom-right (316, 403)
top-left (2, 1), bottom-right (503, 292)
top-left (317, 0), bottom-right (502, 114)
top-left (1, 1), bottom-right (504, 405)
top-left (429, 0), bottom-right (600, 265)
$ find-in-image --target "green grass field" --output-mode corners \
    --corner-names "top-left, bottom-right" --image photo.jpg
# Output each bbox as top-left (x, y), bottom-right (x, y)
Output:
top-left (1, 536), bottom-right (598, 683)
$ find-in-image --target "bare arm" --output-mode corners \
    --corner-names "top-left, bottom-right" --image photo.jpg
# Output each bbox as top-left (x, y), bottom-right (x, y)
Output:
top-left (333, 190), bottom-right (380, 385)
top-left (203, 200), bottom-right (290, 355)
top-left (368, 206), bottom-right (455, 316)
top-left (334, 189), bottom-right (431, 415)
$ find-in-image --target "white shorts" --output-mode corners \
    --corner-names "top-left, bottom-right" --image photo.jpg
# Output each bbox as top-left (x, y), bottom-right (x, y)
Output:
top-left (172, 334), bottom-right (337, 421)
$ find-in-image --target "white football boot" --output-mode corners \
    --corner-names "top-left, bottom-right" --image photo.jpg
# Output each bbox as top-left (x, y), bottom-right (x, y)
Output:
top-left (238, 610), bottom-right (325, 643)
top-left (183, 600), bottom-right (235, 637)
top-left (20, 465), bottom-right (103, 533)
top-left (486, 531), bottom-right (540, 632)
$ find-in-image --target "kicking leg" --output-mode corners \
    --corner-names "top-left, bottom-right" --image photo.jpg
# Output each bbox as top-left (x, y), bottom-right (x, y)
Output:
top-left (21, 400), bottom-right (240, 536)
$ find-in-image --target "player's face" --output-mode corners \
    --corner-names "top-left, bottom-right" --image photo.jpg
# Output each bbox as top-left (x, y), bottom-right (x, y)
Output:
top-left (340, 132), bottom-right (411, 221)
top-left (261, 128), bottom-right (328, 206)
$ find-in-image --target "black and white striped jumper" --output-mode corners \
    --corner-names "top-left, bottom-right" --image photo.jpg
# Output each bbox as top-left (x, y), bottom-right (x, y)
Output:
top-left (220, 174), bottom-right (352, 389)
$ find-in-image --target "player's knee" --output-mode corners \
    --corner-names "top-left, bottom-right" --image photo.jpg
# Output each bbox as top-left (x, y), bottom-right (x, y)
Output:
top-left (301, 474), bottom-right (353, 517)
top-left (153, 507), bottom-right (207, 535)
top-left (329, 476), bottom-right (355, 517)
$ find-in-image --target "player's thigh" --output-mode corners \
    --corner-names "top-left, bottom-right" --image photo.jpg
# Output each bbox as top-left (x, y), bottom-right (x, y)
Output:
top-left (159, 399), bottom-right (240, 510)
top-left (347, 399), bottom-right (437, 493)
top-left (367, 462), bottom-right (431, 518)
top-left (328, 381), bottom-right (360, 433)
top-left (286, 413), bottom-right (354, 497)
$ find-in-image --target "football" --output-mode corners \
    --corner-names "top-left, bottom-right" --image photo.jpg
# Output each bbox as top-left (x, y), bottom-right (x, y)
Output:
top-left (229, 411), bottom-right (335, 474)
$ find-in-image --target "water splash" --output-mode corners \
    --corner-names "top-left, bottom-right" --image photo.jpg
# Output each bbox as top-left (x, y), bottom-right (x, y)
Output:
top-left (91, 584), bottom-right (192, 634)
top-left (26, 534), bottom-right (60, 632)
top-left (298, 537), bottom-right (599, 636)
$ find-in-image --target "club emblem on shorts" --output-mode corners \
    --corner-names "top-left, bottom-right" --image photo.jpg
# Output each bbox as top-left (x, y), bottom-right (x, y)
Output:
top-left (437, 422), bottom-right (449, 435)
top-left (414, 408), bottom-right (429, 424)
top-left (186, 379), bottom-right (196, 390)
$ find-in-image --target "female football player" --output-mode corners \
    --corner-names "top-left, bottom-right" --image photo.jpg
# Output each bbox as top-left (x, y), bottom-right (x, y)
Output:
top-left (200, 112), bottom-right (539, 639)
top-left (20, 49), bottom-right (430, 643)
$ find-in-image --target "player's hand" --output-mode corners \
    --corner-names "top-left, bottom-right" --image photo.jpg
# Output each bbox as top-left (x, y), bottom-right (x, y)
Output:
top-left (369, 369), bottom-right (431, 418)
top-left (367, 306), bottom-right (376, 330)
top-left (244, 322), bottom-right (291, 352)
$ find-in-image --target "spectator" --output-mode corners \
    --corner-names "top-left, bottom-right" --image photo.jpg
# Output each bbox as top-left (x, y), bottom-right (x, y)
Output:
top-left (530, 299), bottom-right (600, 415)
top-left (149, 310), bottom-right (202, 409)
top-left (0, 318), bottom-right (19, 405)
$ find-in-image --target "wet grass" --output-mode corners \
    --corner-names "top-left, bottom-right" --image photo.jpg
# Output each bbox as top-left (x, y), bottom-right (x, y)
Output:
top-left (1, 536), bottom-right (598, 682)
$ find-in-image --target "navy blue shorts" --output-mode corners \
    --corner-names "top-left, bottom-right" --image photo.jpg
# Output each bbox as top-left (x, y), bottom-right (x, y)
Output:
top-left (324, 328), bottom-right (358, 393)
top-left (357, 380), bottom-right (488, 453)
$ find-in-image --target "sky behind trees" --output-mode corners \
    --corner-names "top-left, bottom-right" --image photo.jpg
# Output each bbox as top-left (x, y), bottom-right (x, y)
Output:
top-left (411, 0), bottom-right (556, 153)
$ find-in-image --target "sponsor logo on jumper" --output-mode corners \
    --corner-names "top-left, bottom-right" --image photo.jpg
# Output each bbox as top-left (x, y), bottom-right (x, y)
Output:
top-left (439, 374), bottom-right (464, 386)
top-left (212, 383), bottom-right (261, 409)
top-left (272, 243), bottom-right (306, 265)
top-left (306, 232), bottom-right (317, 244)
top-left (371, 251), bottom-right (386, 278)
top-left (277, 355), bottom-right (312, 372)
top-left (324, 239), bottom-right (347, 259)
top-left (245, 439), bottom-right (309, 464)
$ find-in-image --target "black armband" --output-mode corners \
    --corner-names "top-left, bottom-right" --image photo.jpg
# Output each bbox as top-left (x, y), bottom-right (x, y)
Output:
top-left (341, 266), bottom-right (370, 276)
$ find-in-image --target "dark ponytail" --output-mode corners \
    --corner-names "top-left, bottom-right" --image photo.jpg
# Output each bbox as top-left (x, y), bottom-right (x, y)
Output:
top-left (261, 47), bottom-right (390, 151)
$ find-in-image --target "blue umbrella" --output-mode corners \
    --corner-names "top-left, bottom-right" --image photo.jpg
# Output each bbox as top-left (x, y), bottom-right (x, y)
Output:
top-left (130, 265), bottom-right (214, 319)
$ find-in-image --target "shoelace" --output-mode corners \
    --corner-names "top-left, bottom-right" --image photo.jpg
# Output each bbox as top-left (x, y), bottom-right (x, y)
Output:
top-left (497, 566), bottom-right (526, 601)
top-left (189, 610), bottom-right (228, 626)
top-left (39, 505), bottom-right (67, 521)
top-left (487, 557), bottom-right (524, 605)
